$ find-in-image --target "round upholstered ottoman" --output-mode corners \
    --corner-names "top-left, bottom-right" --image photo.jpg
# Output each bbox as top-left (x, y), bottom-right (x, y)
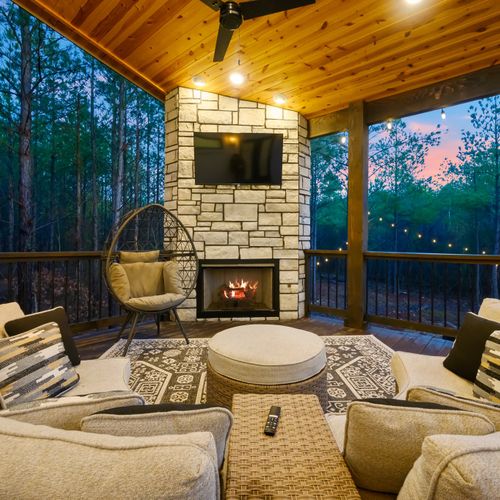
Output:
top-left (206, 324), bottom-right (328, 410)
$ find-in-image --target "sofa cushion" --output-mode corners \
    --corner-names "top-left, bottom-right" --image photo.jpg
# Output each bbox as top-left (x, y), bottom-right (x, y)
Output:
top-left (81, 404), bottom-right (233, 468)
top-left (62, 357), bottom-right (131, 397)
top-left (398, 432), bottom-right (500, 500)
top-left (407, 386), bottom-right (500, 430)
top-left (343, 399), bottom-right (494, 494)
top-left (4, 306), bottom-right (80, 366)
top-left (443, 312), bottom-right (500, 381)
top-left (0, 302), bottom-right (24, 338)
top-left (108, 263), bottom-right (131, 302)
top-left (119, 250), bottom-right (160, 263)
top-left (0, 390), bottom-right (144, 430)
top-left (0, 416), bottom-right (219, 500)
top-left (0, 323), bottom-right (79, 409)
top-left (391, 351), bottom-right (473, 399)
top-left (478, 297), bottom-right (500, 322)
top-left (473, 330), bottom-right (500, 404)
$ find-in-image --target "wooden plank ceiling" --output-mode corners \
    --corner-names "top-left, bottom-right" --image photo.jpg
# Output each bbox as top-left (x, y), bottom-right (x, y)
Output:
top-left (13, 0), bottom-right (500, 118)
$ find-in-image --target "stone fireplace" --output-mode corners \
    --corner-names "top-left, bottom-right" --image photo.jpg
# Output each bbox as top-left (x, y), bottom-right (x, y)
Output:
top-left (164, 87), bottom-right (311, 321)
top-left (197, 259), bottom-right (279, 318)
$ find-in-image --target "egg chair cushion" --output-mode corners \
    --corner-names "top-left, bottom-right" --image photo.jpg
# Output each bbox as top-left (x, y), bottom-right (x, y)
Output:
top-left (126, 293), bottom-right (186, 312)
top-left (108, 263), bottom-right (131, 303)
top-left (163, 261), bottom-right (184, 295)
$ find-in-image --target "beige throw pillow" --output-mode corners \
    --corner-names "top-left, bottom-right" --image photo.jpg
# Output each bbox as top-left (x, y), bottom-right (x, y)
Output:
top-left (343, 399), bottom-right (495, 494)
top-left (108, 263), bottom-right (131, 302)
top-left (81, 406), bottom-right (232, 469)
top-left (407, 386), bottom-right (500, 430)
top-left (163, 261), bottom-right (184, 295)
top-left (399, 432), bottom-right (500, 500)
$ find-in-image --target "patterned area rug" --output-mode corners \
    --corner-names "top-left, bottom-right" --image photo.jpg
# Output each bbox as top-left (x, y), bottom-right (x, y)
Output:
top-left (101, 334), bottom-right (396, 413)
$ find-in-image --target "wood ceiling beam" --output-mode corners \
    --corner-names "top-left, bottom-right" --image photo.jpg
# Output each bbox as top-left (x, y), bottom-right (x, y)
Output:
top-left (309, 64), bottom-right (500, 137)
top-left (12, 0), bottom-right (166, 101)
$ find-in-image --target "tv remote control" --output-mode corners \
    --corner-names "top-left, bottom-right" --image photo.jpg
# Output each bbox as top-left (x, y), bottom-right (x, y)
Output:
top-left (264, 406), bottom-right (281, 436)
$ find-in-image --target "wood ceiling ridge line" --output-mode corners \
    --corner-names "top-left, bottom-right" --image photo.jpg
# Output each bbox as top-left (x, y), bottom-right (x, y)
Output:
top-left (164, 0), bottom-right (470, 93)
top-left (13, 0), bottom-right (165, 100)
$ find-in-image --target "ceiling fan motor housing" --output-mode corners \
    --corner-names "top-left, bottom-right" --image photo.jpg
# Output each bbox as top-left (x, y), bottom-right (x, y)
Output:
top-left (220, 2), bottom-right (243, 31)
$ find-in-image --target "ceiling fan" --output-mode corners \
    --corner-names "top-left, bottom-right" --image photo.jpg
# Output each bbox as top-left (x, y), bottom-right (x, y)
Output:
top-left (200, 0), bottom-right (316, 62)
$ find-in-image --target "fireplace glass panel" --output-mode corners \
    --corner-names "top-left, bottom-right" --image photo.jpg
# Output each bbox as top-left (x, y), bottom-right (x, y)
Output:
top-left (203, 267), bottom-right (274, 311)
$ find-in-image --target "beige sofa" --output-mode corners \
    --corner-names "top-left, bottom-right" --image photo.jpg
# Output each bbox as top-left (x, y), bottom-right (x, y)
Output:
top-left (0, 302), bottom-right (132, 397)
top-left (326, 298), bottom-right (500, 498)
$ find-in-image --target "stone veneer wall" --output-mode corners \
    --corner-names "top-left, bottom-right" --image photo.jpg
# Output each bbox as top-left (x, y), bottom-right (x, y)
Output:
top-left (165, 87), bottom-right (310, 321)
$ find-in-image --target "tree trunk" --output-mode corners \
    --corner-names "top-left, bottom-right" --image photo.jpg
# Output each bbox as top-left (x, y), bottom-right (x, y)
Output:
top-left (75, 94), bottom-right (82, 250)
top-left (17, 12), bottom-right (33, 310)
top-left (90, 58), bottom-right (99, 250)
top-left (112, 79), bottom-right (126, 232)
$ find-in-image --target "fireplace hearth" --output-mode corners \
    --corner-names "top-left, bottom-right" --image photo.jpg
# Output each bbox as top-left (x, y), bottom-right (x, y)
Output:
top-left (197, 259), bottom-right (279, 318)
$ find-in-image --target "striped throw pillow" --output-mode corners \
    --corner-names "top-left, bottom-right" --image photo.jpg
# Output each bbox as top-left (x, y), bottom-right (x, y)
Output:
top-left (473, 330), bottom-right (500, 404)
top-left (0, 322), bottom-right (79, 408)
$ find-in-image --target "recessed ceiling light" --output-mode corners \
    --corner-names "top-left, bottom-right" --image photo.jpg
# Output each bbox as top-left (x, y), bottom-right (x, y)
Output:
top-left (192, 75), bottom-right (206, 87)
top-left (229, 71), bottom-right (245, 86)
top-left (273, 94), bottom-right (287, 105)
top-left (405, 0), bottom-right (422, 4)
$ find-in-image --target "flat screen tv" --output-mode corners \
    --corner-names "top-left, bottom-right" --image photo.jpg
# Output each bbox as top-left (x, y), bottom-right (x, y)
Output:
top-left (194, 132), bottom-right (283, 185)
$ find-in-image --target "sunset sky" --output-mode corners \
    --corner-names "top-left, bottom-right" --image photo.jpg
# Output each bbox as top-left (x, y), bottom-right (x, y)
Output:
top-left (405, 101), bottom-right (474, 180)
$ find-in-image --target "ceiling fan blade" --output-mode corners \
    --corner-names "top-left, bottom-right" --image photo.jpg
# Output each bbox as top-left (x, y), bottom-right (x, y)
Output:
top-left (213, 25), bottom-right (233, 62)
top-left (199, 0), bottom-right (223, 12)
top-left (240, 0), bottom-right (315, 20)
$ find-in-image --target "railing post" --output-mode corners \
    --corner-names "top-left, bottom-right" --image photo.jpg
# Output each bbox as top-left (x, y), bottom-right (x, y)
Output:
top-left (345, 101), bottom-right (368, 329)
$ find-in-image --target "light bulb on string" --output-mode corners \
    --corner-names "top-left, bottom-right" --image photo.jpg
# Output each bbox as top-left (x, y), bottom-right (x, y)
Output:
top-left (432, 239), bottom-right (437, 244)
top-left (403, 228), bottom-right (408, 233)
top-left (448, 243), bottom-right (452, 248)
top-left (464, 247), bottom-right (469, 252)
top-left (417, 234), bottom-right (422, 238)
top-left (340, 134), bottom-right (347, 144)
top-left (379, 217), bottom-right (383, 222)
top-left (386, 120), bottom-right (393, 130)
top-left (482, 250), bottom-right (487, 255)
top-left (441, 109), bottom-right (446, 120)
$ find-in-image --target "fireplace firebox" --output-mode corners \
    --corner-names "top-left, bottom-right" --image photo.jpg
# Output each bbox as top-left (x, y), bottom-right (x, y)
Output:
top-left (197, 259), bottom-right (279, 318)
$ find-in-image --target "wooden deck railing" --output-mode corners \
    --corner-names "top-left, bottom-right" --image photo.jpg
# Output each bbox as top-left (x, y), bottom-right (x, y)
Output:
top-left (305, 250), bottom-right (500, 337)
top-left (0, 252), bottom-right (124, 333)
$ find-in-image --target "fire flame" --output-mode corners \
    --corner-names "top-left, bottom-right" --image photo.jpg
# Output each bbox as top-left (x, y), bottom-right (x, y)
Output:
top-left (223, 279), bottom-right (258, 300)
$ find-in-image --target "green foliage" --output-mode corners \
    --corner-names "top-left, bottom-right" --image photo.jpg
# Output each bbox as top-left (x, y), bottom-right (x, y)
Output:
top-left (311, 97), bottom-right (500, 255)
top-left (0, 2), bottom-right (164, 251)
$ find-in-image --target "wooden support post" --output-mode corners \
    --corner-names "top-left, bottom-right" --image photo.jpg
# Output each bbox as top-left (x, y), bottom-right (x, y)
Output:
top-left (345, 101), bottom-right (368, 329)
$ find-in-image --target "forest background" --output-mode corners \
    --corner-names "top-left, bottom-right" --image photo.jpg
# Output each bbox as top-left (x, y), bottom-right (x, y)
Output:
top-left (0, 1), bottom-right (165, 255)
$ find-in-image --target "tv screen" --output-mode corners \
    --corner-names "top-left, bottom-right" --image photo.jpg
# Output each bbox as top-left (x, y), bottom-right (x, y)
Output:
top-left (194, 132), bottom-right (283, 185)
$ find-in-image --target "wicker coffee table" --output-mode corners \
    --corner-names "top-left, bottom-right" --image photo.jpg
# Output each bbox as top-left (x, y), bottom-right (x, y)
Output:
top-left (225, 394), bottom-right (360, 499)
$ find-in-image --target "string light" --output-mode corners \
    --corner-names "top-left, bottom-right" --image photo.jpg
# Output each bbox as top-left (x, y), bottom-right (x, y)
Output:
top-left (448, 243), bottom-right (452, 248)
top-left (418, 233), bottom-right (422, 238)
top-left (316, 261), bottom-right (320, 266)
top-left (379, 217), bottom-right (383, 222)
top-left (368, 211), bottom-right (371, 215)
top-left (325, 258), bottom-right (329, 262)
top-left (403, 228), bottom-right (408, 233)
top-left (482, 250), bottom-right (486, 255)
top-left (391, 223), bottom-right (395, 227)
top-left (338, 247), bottom-right (342, 251)
top-left (340, 135), bottom-right (347, 144)
top-left (464, 247), bottom-right (469, 252)
top-left (432, 239), bottom-right (437, 243)
top-left (386, 120), bottom-right (393, 130)
top-left (441, 108), bottom-right (446, 120)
